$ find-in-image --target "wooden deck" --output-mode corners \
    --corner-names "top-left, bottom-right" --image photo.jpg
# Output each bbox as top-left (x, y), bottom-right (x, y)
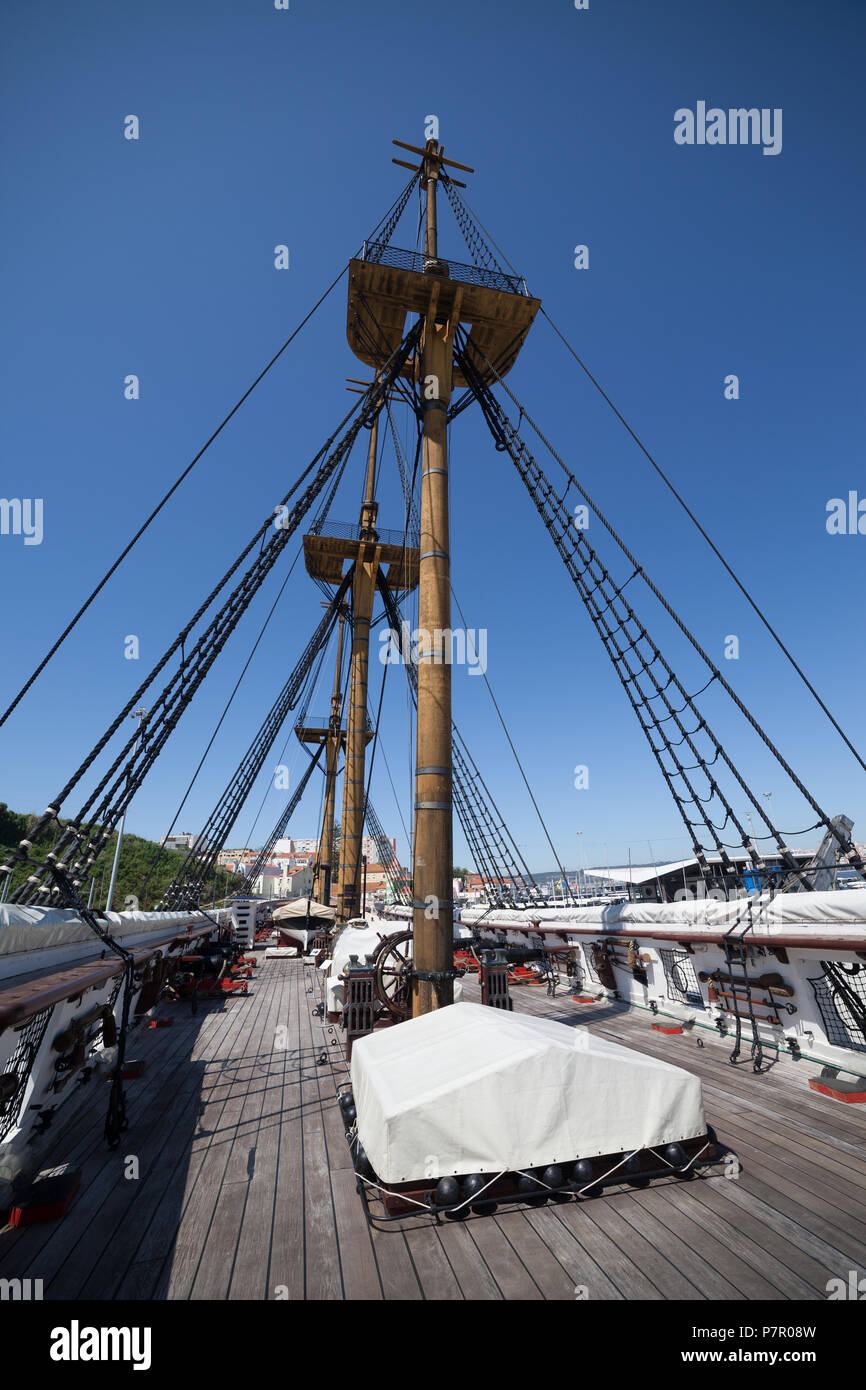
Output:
top-left (2, 953), bottom-right (866, 1301)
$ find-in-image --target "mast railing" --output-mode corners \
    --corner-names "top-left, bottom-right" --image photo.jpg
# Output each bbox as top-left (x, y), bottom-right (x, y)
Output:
top-left (294, 713), bottom-right (374, 735)
top-left (360, 241), bottom-right (526, 295)
top-left (307, 518), bottom-right (420, 548)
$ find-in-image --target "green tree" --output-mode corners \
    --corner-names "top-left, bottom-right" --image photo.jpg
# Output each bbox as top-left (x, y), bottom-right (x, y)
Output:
top-left (0, 801), bottom-right (246, 908)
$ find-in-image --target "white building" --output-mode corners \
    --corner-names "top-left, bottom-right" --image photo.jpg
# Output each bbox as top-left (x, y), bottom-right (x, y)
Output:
top-left (161, 832), bottom-right (207, 854)
top-left (270, 835), bottom-right (394, 861)
top-left (251, 863), bottom-right (314, 900)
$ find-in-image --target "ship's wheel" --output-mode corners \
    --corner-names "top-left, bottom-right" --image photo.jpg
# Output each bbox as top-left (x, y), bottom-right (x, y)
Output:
top-left (373, 929), bottom-right (413, 1020)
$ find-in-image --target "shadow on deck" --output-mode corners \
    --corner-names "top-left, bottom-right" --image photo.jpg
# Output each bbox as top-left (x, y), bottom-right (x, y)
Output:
top-left (2, 958), bottom-right (865, 1301)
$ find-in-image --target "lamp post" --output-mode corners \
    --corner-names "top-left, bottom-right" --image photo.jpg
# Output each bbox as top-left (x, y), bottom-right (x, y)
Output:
top-left (105, 706), bottom-right (147, 913)
top-left (576, 830), bottom-right (584, 900)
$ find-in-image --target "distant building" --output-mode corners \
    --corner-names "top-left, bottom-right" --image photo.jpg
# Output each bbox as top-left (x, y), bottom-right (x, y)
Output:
top-left (583, 848), bottom-right (821, 903)
top-left (272, 835), bottom-right (394, 861)
top-left (217, 833), bottom-right (400, 896)
top-left (251, 865), bottom-right (281, 899)
top-left (285, 865), bottom-right (314, 898)
top-left (161, 832), bottom-right (207, 855)
top-left (250, 863), bottom-right (315, 900)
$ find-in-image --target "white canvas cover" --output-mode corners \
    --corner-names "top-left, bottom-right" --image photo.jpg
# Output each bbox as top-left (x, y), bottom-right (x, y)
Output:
top-left (272, 899), bottom-right (335, 952)
top-left (559, 889), bottom-right (866, 931)
top-left (463, 888), bottom-right (866, 934)
top-left (324, 919), bottom-right (386, 1011)
top-left (272, 899), bottom-right (335, 922)
top-left (460, 888), bottom-right (866, 949)
top-left (351, 1002), bottom-right (705, 1183)
top-left (330, 919), bottom-right (383, 973)
top-left (0, 905), bottom-right (217, 978)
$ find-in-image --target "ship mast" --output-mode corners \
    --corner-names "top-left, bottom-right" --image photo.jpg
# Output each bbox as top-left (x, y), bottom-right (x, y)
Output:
top-left (410, 139), bottom-right (462, 1016)
top-left (336, 410), bottom-right (381, 922)
top-left (312, 603), bottom-right (345, 908)
top-left (341, 134), bottom-right (535, 1010)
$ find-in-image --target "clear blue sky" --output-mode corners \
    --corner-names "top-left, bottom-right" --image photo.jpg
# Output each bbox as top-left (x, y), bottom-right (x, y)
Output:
top-left (2, 0), bottom-right (864, 874)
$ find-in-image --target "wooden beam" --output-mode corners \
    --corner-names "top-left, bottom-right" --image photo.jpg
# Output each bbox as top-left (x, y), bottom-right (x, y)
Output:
top-left (392, 138), bottom-right (474, 174)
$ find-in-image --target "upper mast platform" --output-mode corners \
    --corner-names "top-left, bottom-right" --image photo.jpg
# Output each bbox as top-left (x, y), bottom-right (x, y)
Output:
top-left (303, 522), bottom-right (419, 592)
top-left (294, 712), bottom-right (373, 747)
top-left (347, 244), bottom-right (540, 388)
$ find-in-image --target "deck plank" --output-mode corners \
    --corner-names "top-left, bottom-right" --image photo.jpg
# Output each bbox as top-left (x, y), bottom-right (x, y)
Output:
top-left (608, 1183), bottom-right (744, 1300)
top-left (3, 1002), bottom-right (238, 1296)
top-left (461, 1214), bottom-right (543, 1300)
top-left (576, 1195), bottom-right (706, 1300)
top-left (267, 960), bottom-right (307, 1301)
top-left (370, 1226), bottom-right (424, 1300)
top-left (681, 1177), bottom-right (833, 1296)
top-left (487, 1208), bottom-right (582, 1299)
top-left (4, 952), bottom-right (866, 1302)
top-left (112, 997), bottom-right (254, 1300)
top-left (403, 1224), bottom-right (464, 1300)
top-left (225, 960), bottom-right (293, 1300)
top-left (522, 1204), bottom-right (626, 1300)
top-left (297, 962), bottom-right (343, 1301)
top-left (432, 1217), bottom-right (504, 1300)
top-left (165, 973), bottom-right (277, 1299)
top-left (713, 1119), bottom-right (866, 1249)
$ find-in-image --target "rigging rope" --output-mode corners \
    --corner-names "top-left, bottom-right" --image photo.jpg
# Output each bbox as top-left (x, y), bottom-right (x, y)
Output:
top-left (439, 176), bottom-right (865, 780)
top-left (449, 583), bottom-right (575, 904)
top-left (159, 570), bottom-right (355, 908)
top-left (0, 264), bottom-right (350, 732)
top-left (0, 172), bottom-right (422, 738)
top-left (538, 307), bottom-right (866, 777)
top-left (241, 607), bottom-right (338, 863)
top-left (240, 743), bottom-right (328, 893)
top-left (1, 326), bottom-right (422, 905)
top-left (456, 334), bottom-right (865, 888)
top-left (364, 172), bottom-right (421, 258)
top-left (142, 431), bottom-right (354, 904)
top-left (138, 539), bottom-right (306, 904)
top-left (375, 570), bottom-right (549, 907)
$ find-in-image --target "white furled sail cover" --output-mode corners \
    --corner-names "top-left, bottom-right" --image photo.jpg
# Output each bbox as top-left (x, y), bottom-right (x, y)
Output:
top-left (351, 1002), bottom-right (705, 1183)
top-left (272, 899), bottom-right (335, 922)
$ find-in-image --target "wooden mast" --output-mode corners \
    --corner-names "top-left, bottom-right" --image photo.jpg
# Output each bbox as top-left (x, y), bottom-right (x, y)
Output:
top-left (411, 139), bottom-right (464, 1016)
top-left (336, 410), bottom-right (380, 922)
top-left (313, 605), bottom-right (345, 907)
top-left (340, 136), bottom-right (533, 989)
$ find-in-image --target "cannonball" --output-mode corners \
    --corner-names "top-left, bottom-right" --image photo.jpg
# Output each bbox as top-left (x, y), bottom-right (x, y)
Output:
top-left (664, 1143), bottom-right (686, 1168)
top-left (435, 1176), bottom-right (460, 1207)
top-left (353, 1142), bottom-right (372, 1178)
top-left (463, 1173), bottom-right (486, 1200)
top-left (571, 1159), bottom-right (596, 1191)
top-left (517, 1168), bottom-right (542, 1195)
top-left (338, 1090), bottom-right (355, 1113)
top-left (343, 1104), bottom-right (357, 1126)
top-left (622, 1152), bottom-right (641, 1175)
top-left (541, 1165), bottom-right (564, 1192)
top-left (464, 1172), bottom-right (497, 1215)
